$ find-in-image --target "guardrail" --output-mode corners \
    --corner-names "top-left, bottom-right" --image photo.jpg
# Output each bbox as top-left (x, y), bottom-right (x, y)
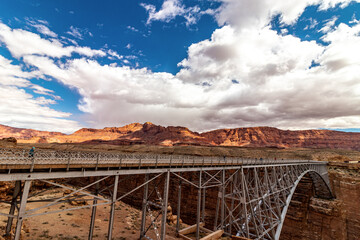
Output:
top-left (0, 148), bottom-right (321, 171)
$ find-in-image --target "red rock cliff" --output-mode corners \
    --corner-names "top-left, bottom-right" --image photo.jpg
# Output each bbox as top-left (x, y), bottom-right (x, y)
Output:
top-left (2, 123), bottom-right (360, 150)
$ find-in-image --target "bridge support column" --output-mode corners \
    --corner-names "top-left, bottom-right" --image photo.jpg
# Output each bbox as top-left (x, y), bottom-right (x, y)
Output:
top-left (88, 178), bottom-right (99, 240)
top-left (176, 178), bottom-right (182, 233)
top-left (107, 175), bottom-right (119, 240)
top-left (228, 171), bottom-right (238, 235)
top-left (201, 187), bottom-right (206, 223)
top-left (196, 170), bottom-right (202, 240)
top-left (241, 168), bottom-right (249, 238)
top-left (140, 174), bottom-right (149, 238)
top-left (160, 171), bottom-right (170, 240)
top-left (214, 185), bottom-right (220, 231)
top-left (14, 180), bottom-right (31, 240)
top-left (220, 169), bottom-right (225, 229)
top-left (5, 180), bottom-right (21, 236)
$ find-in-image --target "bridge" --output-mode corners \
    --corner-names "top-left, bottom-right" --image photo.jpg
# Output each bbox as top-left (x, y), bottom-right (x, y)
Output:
top-left (0, 148), bottom-right (333, 240)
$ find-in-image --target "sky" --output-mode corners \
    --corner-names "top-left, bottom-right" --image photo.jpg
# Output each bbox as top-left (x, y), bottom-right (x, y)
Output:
top-left (0, 0), bottom-right (360, 133)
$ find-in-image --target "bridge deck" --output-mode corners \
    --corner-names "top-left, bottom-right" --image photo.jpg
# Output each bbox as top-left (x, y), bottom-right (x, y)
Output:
top-left (0, 148), bottom-right (319, 172)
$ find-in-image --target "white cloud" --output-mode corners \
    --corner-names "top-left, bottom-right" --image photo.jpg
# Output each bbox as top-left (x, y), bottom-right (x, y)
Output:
top-left (0, 55), bottom-right (81, 133)
top-left (26, 18), bottom-right (58, 38)
top-left (35, 96), bottom-right (57, 105)
top-left (216, 0), bottom-right (359, 31)
top-left (349, 13), bottom-right (359, 24)
top-left (319, 22), bottom-right (360, 71)
top-left (107, 49), bottom-right (123, 60)
top-left (15, 22), bottom-right (360, 131)
top-left (141, 0), bottom-right (184, 24)
top-left (66, 26), bottom-right (83, 39)
top-left (141, 0), bottom-right (214, 26)
top-left (34, 24), bottom-right (58, 37)
top-left (304, 17), bottom-right (319, 30)
top-left (0, 22), bottom-right (105, 58)
top-left (319, 16), bottom-right (338, 33)
top-left (127, 25), bottom-right (139, 32)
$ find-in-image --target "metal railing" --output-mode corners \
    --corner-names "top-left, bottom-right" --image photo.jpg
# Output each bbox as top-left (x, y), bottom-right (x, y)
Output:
top-left (0, 148), bottom-right (321, 170)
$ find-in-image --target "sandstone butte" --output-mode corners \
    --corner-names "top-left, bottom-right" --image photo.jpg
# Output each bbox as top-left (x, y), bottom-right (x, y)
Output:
top-left (1, 122), bottom-right (360, 150)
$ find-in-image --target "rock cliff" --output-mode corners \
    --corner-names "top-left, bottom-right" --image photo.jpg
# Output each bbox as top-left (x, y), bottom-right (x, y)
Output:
top-left (2, 122), bottom-right (360, 150)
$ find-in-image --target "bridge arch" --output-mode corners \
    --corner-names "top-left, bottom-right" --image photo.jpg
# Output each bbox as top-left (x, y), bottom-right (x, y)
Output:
top-left (275, 169), bottom-right (333, 240)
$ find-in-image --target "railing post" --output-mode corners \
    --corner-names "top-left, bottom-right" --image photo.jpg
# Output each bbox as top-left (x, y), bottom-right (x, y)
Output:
top-left (95, 153), bottom-right (99, 171)
top-left (118, 157), bottom-right (122, 169)
top-left (66, 152), bottom-right (71, 171)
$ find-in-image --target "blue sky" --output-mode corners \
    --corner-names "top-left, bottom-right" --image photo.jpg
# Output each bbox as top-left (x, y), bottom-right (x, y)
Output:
top-left (0, 0), bottom-right (360, 133)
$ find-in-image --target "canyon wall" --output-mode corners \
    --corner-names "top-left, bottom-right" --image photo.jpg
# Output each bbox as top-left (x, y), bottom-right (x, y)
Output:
top-left (281, 163), bottom-right (360, 240)
top-left (2, 122), bottom-right (360, 151)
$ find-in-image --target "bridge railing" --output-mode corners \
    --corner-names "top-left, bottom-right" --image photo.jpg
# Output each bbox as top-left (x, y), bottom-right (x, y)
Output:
top-left (0, 148), bottom-right (320, 170)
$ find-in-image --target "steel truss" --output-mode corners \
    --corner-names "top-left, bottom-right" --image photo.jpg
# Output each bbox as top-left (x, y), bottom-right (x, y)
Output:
top-left (0, 151), bottom-right (332, 240)
top-left (213, 164), bottom-right (333, 240)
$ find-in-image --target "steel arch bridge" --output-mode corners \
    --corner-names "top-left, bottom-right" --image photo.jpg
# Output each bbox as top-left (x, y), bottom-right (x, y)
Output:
top-left (0, 148), bottom-right (333, 240)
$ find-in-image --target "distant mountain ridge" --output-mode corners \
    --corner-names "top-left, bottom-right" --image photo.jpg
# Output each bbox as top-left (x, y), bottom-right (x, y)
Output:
top-left (1, 122), bottom-right (360, 150)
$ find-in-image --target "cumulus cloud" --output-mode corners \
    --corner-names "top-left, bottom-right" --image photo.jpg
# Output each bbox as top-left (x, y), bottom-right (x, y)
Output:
top-left (0, 22), bottom-right (106, 58)
top-left (1, 0), bottom-right (360, 133)
top-left (0, 55), bottom-right (81, 133)
top-left (216, 0), bottom-right (359, 30)
top-left (15, 22), bottom-right (360, 131)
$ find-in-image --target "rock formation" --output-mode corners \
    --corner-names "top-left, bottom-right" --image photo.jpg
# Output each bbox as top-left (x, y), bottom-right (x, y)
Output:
top-left (0, 124), bottom-right (64, 141)
top-left (1, 122), bottom-right (360, 150)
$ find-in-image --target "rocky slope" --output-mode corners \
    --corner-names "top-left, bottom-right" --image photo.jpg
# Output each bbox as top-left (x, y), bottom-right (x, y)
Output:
top-left (2, 122), bottom-right (360, 150)
top-left (0, 124), bottom-right (64, 141)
